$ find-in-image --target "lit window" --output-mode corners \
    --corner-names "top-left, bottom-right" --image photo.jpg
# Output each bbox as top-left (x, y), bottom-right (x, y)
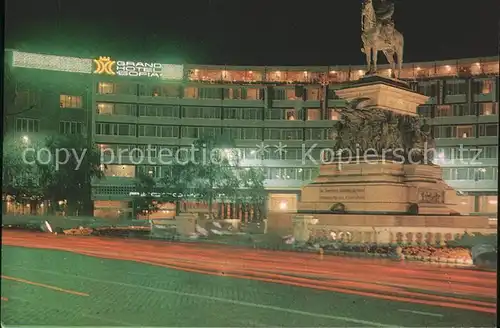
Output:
top-left (60, 95), bottom-right (82, 108)
top-left (328, 109), bottom-right (340, 120)
top-left (98, 82), bottom-right (114, 94)
top-left (183, 87), bottom-right (198, 99)
top-left (307, 88), bottom-right (319, 100)
top-left (478, 102), bottom-right (498, 116)
top-left (307, 109), bottom-right (320, 121)
top-left (103, 165), bottom-right (135, 178)
top-left (97, 103), bottom-right (114, 115)
top-left (286, 89), bottom-right (296, 100)
top-left (474, 79), bottom-right (494, 95)
top-left (436, 105), bottom-right (452, 117)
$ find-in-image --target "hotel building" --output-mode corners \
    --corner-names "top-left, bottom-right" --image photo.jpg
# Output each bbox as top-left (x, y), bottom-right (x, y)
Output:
top-left (4, 50), bottom-right (499, 219)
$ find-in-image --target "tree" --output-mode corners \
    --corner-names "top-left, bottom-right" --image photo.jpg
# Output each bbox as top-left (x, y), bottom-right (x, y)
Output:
top-left (2, 134), bottom-right (47, 214)
top-left (187, 134), bottom-right (267, 221)
top-left (2, 133), bottom-right (103, 216)
top-left (42, 134), bottom-right (103, 215)
top-left (159, 163), bottom-right (195, 216)
top-left (237, 167), bottom-right (267, 222)
top-left (133, 173), bottom-right (160, 219)
top-left (217, 164), bottom-right (243, 220)
top-left (190, 134), bottom-right (241, 216)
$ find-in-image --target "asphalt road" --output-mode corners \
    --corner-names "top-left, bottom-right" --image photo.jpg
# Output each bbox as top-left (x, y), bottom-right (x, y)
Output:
top-left (1, 231), bottom-right (497, 327)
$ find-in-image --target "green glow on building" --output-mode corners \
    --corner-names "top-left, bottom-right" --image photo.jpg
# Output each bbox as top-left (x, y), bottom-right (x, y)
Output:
top-left (12, 51), bottom-right (92, 74)
top-left (161, 64), bottom-right (184, 80)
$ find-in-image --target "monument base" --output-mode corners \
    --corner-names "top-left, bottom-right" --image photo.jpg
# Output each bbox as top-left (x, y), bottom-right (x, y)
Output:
top-left (300, 160), bottom-right (459, 216)
top-left (294, 213), bottom-right (492, 244)
top-left (267, 160), bottom-right (493, 244)
top-left (335, 74), bottom-right (429, 116)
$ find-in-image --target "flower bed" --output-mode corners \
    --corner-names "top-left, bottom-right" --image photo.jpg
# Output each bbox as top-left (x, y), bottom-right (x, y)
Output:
top-left (63, 228), bottom-right (93, 236)
top-left (295, 239), bottom-right (473, 262)
top-left (401, 246), bottom-right (471, 260)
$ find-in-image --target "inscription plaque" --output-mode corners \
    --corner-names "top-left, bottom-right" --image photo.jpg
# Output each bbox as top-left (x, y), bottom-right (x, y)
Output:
top-left (418, 189), bottom-right (443, 204)
top-left (319, 187), bottom-right (366, 201)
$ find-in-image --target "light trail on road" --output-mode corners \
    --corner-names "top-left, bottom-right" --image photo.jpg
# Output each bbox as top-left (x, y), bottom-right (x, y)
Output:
top-left (1, 275), bottom-right (89, 297)
top-left (2, 231), bottom-right (497, 314)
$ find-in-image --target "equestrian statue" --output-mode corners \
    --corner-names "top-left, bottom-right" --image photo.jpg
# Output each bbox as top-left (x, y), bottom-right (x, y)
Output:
top-left (361, 0), bottom-right (404, 78)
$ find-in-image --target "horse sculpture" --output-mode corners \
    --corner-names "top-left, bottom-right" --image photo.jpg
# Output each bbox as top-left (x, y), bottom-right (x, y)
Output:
top-left (361, 0), bottom-right (404, 78)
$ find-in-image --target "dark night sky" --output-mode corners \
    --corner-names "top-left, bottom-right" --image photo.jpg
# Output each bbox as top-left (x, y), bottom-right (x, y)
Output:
top-left (5, 0), bottom-right (500, 66)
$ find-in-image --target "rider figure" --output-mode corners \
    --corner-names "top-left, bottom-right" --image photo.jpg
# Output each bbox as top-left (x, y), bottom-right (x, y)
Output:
top-left (374, 0), bottom-right (395, 42)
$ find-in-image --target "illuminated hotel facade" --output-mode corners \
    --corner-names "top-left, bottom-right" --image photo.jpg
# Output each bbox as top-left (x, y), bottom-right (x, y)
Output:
top-left (4, 50), bottom-right (499, 219)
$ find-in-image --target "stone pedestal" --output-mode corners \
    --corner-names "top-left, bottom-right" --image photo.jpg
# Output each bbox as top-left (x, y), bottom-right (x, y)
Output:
top-left (300, 160), bottom-right (459, 215)
top-left (335, 74), bottom-right (429, 116)
top-left (294, 158), bottom-right (492, 245)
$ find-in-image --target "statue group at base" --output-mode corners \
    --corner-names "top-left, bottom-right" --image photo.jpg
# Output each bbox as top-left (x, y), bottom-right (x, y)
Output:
top-left (361, 0), bottom-right (404, 78)
top-left (334, 100), bottom-right (435, 165)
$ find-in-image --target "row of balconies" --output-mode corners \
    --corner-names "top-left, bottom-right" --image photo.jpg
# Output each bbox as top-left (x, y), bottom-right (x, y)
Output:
top-left (96, 113), bottom-right (497, 127)
top-left (91, 177), bottom-right (307, 201)
top-left (94, 110), bottom-right (497, 126)
top-left (427, 115), bottom-right (498, 126)
top-left (186, 60), bottom-right (499, 83)
top-left (429, 93), bottom-right (497, 105)
top-left (94, 93), bottom-right (329, 108)
top-left (90, 177), bottom-right (497, 200)
top-left (93, 133), bottom-right (498, 146)
top-left (97, 155), bottom-right (338, 167)
top-left (434, 136), bottom-right (498, 147)
top-left (94, 89), bottom-right (497, 107)
top-left (434, 158), bottom-right (498, 167)
top-left (94, 114), bottom-right (338, 126)
top-left (447, 180), bottom-right (498, 192)
top-left (95, 159), bottom-right (498, 175)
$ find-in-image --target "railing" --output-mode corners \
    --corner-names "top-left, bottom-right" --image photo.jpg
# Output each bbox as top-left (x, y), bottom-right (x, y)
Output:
top-left (186, 59), bottom-right (499, 84)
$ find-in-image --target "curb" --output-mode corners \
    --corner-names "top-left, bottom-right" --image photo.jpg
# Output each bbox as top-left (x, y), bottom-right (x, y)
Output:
top-left (188, 240), bottom-right (474, 265)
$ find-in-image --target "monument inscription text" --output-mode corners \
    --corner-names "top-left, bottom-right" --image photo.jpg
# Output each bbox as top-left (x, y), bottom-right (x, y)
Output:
top-left (418, 189), bottom-right (443, 204)
top-left (319, 188), bottom-right (366, 201)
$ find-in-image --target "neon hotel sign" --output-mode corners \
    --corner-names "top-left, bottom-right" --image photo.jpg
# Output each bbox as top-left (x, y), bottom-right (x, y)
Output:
top-left (94, 56), bottom-right (163, 78)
